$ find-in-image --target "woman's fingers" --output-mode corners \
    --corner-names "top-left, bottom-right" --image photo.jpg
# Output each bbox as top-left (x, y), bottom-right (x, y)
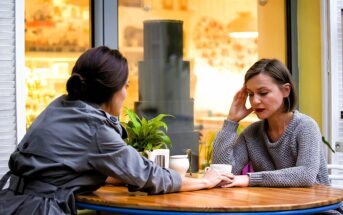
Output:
top-left (221, 183), bottom-right (235, 188)
top-left (222, 173), bottom-right (235, 180)
top-left (228, 86), bottom-right (250, 122)
top-left (204, 169), bottom-right (236, 187)
top-left (214, 173), bottom-right (235, 187)
top-left (220, 175), bottom-right (249, 188)
top-left (234, 86), bottom-right (246, 100)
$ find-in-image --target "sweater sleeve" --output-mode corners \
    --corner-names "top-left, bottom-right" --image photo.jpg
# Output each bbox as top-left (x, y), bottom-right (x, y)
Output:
top-left (88, 123), bottom-right (181, 194)
top-left (212, 120), bottom-right (249, 175)
top-left (248, 119), bottom-right (322, 187)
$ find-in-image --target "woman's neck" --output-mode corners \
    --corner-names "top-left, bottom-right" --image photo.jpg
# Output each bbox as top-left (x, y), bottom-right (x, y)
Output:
top-left (100, 101), bottom-right (118, 116)
top-left (266, 111), bottom-right (293, 142)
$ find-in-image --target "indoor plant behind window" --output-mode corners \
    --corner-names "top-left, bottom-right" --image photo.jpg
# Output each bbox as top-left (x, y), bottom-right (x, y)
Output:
top-left (122, 108), bottom-right (173, 165)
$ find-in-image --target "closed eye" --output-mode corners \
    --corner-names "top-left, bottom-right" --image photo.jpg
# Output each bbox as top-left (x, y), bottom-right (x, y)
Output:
top-left (259, 92), bottom-right (268, 96)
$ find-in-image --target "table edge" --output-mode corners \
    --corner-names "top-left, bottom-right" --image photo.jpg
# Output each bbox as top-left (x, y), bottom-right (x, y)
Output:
top-left (76, 202), bottom-right (343, 214)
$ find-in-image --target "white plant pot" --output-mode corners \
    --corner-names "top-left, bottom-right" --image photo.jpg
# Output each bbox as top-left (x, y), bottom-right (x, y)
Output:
top-left (169, 155), bottom-right (190, 176)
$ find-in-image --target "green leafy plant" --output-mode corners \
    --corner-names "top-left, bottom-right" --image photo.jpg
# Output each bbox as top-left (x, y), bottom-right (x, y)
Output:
top-left (322, 136), bottom-right (335, 153)
top-left (122, 108), bottom-right (173, 153)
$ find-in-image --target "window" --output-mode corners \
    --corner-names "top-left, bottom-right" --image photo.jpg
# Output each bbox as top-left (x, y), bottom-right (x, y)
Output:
top-left (118, 0), bottom-right (268, 169)
top-left (25, 0), bottom-right (91, 128)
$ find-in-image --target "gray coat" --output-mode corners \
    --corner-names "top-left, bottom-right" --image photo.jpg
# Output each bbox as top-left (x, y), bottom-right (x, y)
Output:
top-left (0, 96), bottom-right (181, 215)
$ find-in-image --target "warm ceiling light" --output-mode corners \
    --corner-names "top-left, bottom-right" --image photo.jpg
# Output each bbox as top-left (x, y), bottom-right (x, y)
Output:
top-left (229, 32), bottom-right (258, 38)
top-left (228, 12), bottom-right (258, 38)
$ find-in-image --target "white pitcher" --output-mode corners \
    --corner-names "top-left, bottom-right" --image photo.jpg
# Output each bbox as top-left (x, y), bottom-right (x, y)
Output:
top-left (169, 155), bottom-right (189, 176)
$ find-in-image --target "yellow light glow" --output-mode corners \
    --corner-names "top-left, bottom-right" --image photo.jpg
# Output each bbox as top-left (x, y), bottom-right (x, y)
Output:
top-left (228, 32), bottom-right (259, 38)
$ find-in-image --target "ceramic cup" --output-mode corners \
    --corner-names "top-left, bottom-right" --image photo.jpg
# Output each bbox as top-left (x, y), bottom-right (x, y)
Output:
top-left (169, 155), bottom-right (190, 176)
top-left (205, 164), bottom-right (232, 174)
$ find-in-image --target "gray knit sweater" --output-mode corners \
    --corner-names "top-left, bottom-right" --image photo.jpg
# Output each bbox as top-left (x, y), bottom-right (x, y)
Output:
top-left (213, 111), bottom-right (330, 187)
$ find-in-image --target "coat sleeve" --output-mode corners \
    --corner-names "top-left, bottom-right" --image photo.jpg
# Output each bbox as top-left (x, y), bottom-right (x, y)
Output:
top-left (212, 120), bottom-right (249, 174)
top-left (88, 123), bottom-right (181, 194)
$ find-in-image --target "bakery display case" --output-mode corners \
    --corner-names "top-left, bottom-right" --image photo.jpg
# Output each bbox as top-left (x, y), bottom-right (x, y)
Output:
top-left (25, 0), bottom-right (90, 127)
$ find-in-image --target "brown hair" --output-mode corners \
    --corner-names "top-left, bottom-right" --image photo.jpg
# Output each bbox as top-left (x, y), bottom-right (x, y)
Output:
top-left (244, 59), bottom-right (297, 112)
top-left (66, 46), bottom-right (128, 104)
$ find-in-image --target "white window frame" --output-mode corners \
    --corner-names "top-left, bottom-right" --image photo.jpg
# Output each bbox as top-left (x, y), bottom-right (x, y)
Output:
top-left (322, 0), bottom-right (342, 163)
top-left (0, 0), bottom-right (25, 182)
top-left (16, 0), bottom-right (26, 142)
top-left (93, 0), bottom-right (118, 49)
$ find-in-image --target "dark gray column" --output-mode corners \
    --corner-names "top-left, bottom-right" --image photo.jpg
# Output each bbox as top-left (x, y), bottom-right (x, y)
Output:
top-left (92, 0), bottom-right (118, 49)
top-left (136, 20), bottom-right (199, 171)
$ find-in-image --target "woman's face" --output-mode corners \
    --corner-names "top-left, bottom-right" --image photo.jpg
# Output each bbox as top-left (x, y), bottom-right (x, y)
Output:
top-left (111, 81), bottom-right (129, 116)
top-left (246, 73), bottom-right (290, 120)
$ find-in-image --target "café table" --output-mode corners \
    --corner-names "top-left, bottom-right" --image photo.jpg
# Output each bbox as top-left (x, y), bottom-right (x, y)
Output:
top-left (76, 184), bottom-right (343, 214)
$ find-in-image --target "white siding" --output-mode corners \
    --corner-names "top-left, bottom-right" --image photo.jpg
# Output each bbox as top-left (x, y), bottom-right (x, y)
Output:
top-left (0, 0), bottom-right (25, 179)
top-left (328, 0), bottom-right (343, 187)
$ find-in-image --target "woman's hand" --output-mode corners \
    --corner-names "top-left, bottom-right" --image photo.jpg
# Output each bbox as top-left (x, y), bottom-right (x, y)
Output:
top-left (227, 86), bottom-right (253, 122)
top-left (220, 175), bottom-right (249, 188)
top-left (202, 168), bottom-right (235, 189)
top-left (106, 176), bottom-right (125, 186)
top-left (179, 169), bottom-right (234, 192)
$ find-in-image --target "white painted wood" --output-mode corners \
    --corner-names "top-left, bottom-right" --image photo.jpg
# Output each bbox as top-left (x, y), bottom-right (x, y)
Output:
top-left (325, 0), bottom-right (343, 188)
top-left (0, 0), bottom-right (25, 181)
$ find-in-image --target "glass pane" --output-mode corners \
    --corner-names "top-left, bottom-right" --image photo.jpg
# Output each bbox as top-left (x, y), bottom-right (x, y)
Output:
top-left (25, 0), bottom-right (91, 128)
top-left (118, 0), bottom-right (274, 169)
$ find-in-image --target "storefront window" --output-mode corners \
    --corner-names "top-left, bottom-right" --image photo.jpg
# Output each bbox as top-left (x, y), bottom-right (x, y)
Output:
top-left (25, 0), bottom-right (90, 128)
top-left (118, 0), bottom-right (262, 169)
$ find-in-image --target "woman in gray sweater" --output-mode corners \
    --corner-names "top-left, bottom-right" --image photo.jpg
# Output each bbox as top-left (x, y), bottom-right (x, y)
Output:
top-left (0, 46), bottom-right (232, 215)
top-left (213, 58), bottom-right (330, 188)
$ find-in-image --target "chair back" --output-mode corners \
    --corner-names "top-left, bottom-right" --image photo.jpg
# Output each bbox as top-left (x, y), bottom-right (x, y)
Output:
top-left (328, 164), bottom-right (343, 189)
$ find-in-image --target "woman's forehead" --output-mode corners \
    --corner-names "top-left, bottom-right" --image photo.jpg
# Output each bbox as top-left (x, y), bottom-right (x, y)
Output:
top-left (246, 74), bottom-right (276, 89)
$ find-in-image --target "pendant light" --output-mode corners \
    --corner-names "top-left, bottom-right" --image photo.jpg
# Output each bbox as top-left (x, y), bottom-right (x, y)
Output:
top-left (228, 12), bottom-right (258, 38)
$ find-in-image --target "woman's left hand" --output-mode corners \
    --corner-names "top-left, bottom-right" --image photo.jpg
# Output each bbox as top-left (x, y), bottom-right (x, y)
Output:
top-left (106, 176), bottom-right (125, 186)
top-left (220, 175), bottom-right (249, 188)
top-left (201, 168), bottom-right (235, 189)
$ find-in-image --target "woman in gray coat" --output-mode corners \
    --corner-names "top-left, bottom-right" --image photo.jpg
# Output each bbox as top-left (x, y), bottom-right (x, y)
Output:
top-left (0, 46), bottom-right (232, 215)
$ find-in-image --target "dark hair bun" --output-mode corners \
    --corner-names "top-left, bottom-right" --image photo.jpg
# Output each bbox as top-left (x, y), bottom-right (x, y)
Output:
top-left (66, 46), bottom-right (128, 104)
top-left (66, 74), bottom-right (87, 100)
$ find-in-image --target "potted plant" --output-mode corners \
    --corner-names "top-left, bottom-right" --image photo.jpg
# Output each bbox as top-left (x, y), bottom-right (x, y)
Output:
top-left (122, 108), bottom-right (173, 166)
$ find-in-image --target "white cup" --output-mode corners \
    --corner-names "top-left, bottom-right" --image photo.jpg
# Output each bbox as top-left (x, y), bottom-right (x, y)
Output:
top-left (169, 155), bottom-right (190, 176)
top-left (205, 164), bottom-right (232, 174)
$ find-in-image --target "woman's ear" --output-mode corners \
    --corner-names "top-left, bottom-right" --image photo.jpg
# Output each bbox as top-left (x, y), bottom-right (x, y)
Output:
top-left (282, 83), bottom-right (291, 98)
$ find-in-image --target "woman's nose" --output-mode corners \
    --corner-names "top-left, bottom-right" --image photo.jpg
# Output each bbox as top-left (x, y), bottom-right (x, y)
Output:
top-left (251, 95), bottom-right (261, 105)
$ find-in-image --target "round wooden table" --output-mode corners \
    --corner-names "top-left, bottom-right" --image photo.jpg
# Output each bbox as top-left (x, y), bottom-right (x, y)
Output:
top-left (76, 185), bottom-right (343, 214)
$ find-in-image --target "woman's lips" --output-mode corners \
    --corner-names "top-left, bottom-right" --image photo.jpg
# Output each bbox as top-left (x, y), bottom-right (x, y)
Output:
top-left (255, 108), bottom-right (265, 113)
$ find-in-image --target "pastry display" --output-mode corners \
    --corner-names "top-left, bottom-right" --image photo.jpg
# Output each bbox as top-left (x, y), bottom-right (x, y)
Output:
top-left (193, 16), bottom-right (257, 72)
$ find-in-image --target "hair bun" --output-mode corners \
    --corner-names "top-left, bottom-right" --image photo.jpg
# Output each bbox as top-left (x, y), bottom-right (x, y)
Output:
top-left (66, 73), bottom-right (87, 100)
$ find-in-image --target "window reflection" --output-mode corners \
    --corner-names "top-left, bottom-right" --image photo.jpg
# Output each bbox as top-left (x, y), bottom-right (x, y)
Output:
top-left (25, 0), bottom-right (90, 128)
top-left (119, 0), bottom-right (259, 169)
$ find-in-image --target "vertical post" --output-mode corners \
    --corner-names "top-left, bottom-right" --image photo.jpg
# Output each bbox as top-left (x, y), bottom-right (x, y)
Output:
top-left (320, 0), bottom-right (331, 160)
top-left (16, 0), bottom-right (26, 142)
top-left (92, 0), bottom-right (118, 49)
top-left (286, 0), bottom-right (299, 107)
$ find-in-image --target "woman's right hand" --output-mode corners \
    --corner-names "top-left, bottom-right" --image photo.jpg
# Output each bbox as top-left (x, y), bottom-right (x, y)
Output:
top-left (179, 169), bottom-right (234, 191)
top-left (202, 168), bottom-right (234, 189)
top-left (227, 86), bottom-right (253, 122)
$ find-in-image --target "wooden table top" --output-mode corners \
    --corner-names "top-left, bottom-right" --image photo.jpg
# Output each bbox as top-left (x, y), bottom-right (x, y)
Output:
top-left (76, 185), bottom-right (343, 212)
